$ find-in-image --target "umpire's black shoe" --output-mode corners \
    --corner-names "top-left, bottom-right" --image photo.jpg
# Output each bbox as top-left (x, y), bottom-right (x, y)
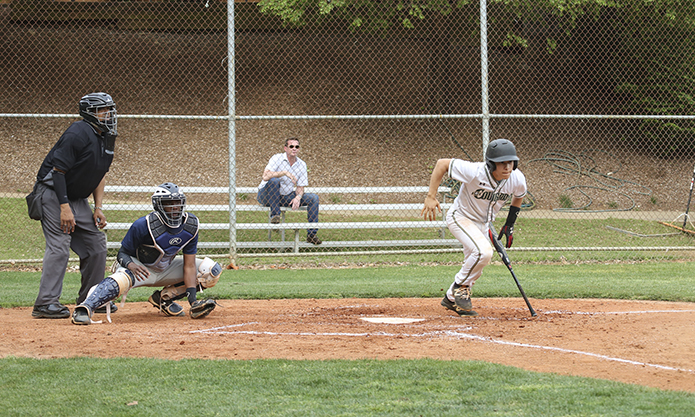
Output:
top-left (94, 302), bottom-right (118, 314)
top-left (32, 303), bottom-right (70, 319)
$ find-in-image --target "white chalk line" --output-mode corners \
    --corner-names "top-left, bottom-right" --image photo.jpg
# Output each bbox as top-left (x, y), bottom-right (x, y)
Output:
top-left (544, 309), bottom-right (695, 315)
top-left (192, 321), bottom-right (695, 374)
top-left (442, 331), bottom-right (695, 374)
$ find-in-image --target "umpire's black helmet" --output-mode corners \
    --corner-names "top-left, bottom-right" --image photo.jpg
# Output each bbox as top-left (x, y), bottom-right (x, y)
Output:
top-left (485, 139), bottom-right (519, 171)
top-left (79, 92), bottom-right (117, 135)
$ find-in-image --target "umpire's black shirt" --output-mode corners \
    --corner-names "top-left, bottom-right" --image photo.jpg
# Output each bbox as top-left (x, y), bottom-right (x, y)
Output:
top-left (37, 120), bottom-right (114, 201)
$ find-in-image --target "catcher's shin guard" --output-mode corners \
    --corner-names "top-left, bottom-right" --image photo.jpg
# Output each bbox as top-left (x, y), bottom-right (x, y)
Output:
top-left (81, 277), bottom-right (122, 312)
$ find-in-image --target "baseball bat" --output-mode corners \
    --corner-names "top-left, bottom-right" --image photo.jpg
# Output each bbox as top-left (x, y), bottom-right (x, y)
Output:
top-left (683, 163), bottom-right (695, 230)
top-left (488, 224), bottom-right (537, 317)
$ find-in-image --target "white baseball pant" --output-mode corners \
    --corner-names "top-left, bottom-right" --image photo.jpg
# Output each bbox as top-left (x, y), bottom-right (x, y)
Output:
top-left (445, 209), bottom-right (494, 300)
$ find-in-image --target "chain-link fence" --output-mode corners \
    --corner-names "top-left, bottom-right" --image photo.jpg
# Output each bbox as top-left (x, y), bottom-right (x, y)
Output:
top-left (2, 0), bottom-right (694, 264)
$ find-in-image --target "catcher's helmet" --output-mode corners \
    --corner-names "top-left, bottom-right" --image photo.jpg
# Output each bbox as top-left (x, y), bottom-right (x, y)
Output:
top-left (79, 93), bottom-right (117, 135)
top-left (152, 182), bottom-right (187, 228)
top-left (485, 139), bottom-right (519, 172)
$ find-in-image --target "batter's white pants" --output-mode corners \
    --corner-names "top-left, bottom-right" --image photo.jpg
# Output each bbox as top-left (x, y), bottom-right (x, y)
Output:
top-left (445, 209), bottom-right (494, 300)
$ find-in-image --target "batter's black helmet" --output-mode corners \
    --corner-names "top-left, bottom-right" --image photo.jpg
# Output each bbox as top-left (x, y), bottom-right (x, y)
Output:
top-left (79, 93), bottom-right (117, 135)
top-left (485, 139), bottom-right (519, 172)
top-left (152, 182), bottom-right (187, 228)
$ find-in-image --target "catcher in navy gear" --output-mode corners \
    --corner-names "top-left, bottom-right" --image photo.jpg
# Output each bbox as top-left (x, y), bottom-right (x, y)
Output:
top-left (71, 183), bottom-right (222, 325)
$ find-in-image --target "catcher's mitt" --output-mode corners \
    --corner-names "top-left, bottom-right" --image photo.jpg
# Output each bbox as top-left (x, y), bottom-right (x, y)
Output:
top-left (189, 299), bottom-right (218, 319)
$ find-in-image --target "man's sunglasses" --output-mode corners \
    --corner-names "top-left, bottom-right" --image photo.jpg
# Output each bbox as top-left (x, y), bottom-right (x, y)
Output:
top-left (287, 145), bottom-right (300, 149)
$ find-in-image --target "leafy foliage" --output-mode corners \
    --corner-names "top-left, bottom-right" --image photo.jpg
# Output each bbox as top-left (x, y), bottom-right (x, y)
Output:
top-left (258, 0), bottom-right (695, 156)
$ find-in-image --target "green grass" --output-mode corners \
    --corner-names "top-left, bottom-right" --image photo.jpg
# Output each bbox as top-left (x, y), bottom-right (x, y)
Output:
top-left (1, 357), bottom-right (693, 416)
top-left (2, 262), bottom-right (695, 413)
top-left (4, 196), bottom-right (695, 262)
top-left (4, 262), bottom-right (695, 308)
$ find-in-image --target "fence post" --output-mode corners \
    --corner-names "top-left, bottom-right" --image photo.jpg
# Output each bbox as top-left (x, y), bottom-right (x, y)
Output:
top-left (228, 0), bottom-right (238, 264)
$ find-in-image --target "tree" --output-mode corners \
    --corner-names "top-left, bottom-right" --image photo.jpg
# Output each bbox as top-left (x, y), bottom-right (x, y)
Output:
top-left (258, 0), bottom-right (695, 155)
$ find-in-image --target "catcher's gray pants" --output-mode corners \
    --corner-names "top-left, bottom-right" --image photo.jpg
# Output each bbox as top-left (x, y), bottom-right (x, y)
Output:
top-left (35, 188), bottom-right (107, 307)
top-left (115, 257), bottom-right (205, 289)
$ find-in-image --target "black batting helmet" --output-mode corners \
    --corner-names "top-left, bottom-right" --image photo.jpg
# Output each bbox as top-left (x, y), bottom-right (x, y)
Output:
top-left (485, 139), bottom-right (519, 172)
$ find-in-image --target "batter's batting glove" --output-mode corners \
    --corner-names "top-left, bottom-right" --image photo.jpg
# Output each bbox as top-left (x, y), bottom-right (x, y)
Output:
top-left (497, 225), bottom-right (514, 248)
top-left (498, 205), bottom-right (520, 248)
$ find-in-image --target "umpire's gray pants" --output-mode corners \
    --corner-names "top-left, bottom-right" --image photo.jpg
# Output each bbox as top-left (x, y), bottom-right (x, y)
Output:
top-left (35, 188), bottom-right (107, 306)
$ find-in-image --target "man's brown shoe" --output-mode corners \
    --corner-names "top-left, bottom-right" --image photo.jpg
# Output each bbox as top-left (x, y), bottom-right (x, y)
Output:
top-left (306, 235), bottom-right (322, 245)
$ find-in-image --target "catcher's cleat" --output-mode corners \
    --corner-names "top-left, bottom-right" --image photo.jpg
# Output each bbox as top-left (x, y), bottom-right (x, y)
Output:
top-left (149, 290), bottom-right (184, 317)
top-left (94, 301), bottom-right (118, 314)
top-left (441, 296), bottom-right (479, 317)
top-left (71, 305), bottom-right (92, 325)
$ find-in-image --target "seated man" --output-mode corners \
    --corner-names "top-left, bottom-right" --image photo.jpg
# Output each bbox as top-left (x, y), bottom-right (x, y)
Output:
top-left (257, 137), bottom-right (321, 245)
top-left (71, 182), bottom-right (222, 325)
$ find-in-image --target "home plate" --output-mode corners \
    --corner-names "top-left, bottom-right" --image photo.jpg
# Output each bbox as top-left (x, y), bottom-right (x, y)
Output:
top-left (360, 317), bottom-right (426, 324)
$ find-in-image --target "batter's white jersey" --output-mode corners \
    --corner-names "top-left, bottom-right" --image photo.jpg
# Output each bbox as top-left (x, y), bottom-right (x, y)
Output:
top-left (448, 159), bottom-right (527, 225)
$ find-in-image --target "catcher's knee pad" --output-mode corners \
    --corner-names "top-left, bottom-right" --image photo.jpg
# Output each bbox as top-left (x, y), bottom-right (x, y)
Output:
top-left (110, 270), bottom-right (134, 297)
top-left (197, 257), bottom-right (222, 289)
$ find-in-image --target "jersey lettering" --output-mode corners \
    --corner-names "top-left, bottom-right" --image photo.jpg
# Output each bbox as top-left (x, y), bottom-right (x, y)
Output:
top-left (473, 189), bottom-right (511, 202)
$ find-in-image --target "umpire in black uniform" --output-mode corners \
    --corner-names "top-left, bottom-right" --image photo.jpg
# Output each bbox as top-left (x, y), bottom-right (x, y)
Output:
top-left (32, 93), bottom-right (118, 318)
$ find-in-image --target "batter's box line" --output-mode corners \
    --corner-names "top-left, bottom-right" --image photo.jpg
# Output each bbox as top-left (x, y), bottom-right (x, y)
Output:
top-left (191, 327), bottom-right (472, 339)
top-left (544, 309), bottom-right (695, 315)
top-left (191, 325), bottom-right (695, 374)
top-left (445, 331), bottom-right (695, 374)
top-left (192, 322), bottom-right (472, 335)
top-left (190, 322), bottom-right (260, 333)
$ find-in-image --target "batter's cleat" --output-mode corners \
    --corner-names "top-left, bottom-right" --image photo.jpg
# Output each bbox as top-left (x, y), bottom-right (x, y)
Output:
top-left (441, 296), bottom-right (479, 317)
top-left (32, 303), bottom-right (70, 319)
top-left (149, 290), bottom-right (184, 317)
top-left (441, 296), bottom-right (457, 312)
top-left (454, 285), bottom-right (473, 310)
top-left (94, 301), bottom-right (118, 314)
top-left (71, 305), bottom-right (92, 325)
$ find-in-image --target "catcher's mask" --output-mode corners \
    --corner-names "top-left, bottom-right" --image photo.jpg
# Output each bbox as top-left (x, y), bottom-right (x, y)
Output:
top-left (152, 182), bottom-right (186, 228)
top-left (485, 139), bottom-right (519, 172)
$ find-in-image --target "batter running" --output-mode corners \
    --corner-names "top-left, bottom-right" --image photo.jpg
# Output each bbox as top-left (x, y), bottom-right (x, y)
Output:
top-left (422, 139), bottom-right (527, 316)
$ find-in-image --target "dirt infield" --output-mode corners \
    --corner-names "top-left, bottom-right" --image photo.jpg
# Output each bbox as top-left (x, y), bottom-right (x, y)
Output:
top-left (2, 298), bottom-right (694, 393)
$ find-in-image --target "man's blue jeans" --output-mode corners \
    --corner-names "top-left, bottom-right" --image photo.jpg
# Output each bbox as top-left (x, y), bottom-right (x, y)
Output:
top-left (258, 178), bottom-right (320, 236)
